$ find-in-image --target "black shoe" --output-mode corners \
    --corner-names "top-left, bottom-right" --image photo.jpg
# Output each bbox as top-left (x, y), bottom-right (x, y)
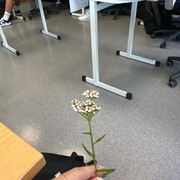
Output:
top-left (14, 9), bottom-right (22, 16)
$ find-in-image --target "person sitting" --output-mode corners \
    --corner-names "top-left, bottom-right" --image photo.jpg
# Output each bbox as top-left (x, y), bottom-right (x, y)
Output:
top-left (0, 0), bottom-right (22, 27)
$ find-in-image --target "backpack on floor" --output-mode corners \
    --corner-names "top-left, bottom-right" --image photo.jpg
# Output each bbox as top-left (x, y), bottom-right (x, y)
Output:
top-left (33, 152), bottom-right (91, 180)
top-left (141, 1), bottom-right (173, 35)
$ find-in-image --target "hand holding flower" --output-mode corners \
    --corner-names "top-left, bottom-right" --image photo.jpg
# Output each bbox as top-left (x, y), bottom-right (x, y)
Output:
top-left (71, 90), bottom-right (115, 178)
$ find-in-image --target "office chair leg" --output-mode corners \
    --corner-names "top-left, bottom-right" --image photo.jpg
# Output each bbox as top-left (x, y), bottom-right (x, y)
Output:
top-left (167, 56), bottom-right (180, 88)
top-left (167, 56), bottom-right (180, 66)
top-left (160, 31), bottom-right (180, 49)
top-left (168, 72), bottom-right (180, 87)
top-left (113, 8), bottom-right (121, 20)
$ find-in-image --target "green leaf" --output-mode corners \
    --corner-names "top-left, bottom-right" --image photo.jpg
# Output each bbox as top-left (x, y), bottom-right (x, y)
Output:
top-left (96, 168), bottom-right (116, 178)
top-left (94, 134), bottom-right (106, 145)
top-left (82, 143), bottom-right (93, 158)
top-left (83, 132), bottom-right (91, 135)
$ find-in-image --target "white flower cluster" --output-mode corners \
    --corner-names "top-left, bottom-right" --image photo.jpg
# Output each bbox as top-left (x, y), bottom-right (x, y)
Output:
top-left (71, 99), bottom-right (101, 115)
top-left (82, 90), bottom-right (99, 99)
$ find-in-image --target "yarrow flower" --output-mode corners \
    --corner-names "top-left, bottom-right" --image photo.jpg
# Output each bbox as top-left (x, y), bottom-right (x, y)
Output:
top-left (71, 90), bottom-right (115, 178)
top-left (82, 90), bottom-right (99, 100)
top-left (71, 99), bottom-right (101, 116)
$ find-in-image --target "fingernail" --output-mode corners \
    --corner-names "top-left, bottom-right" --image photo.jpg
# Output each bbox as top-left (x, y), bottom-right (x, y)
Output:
top-left (97, 165), bottom-right (104, 169)
top-left (98, 178), bottom-right (103, 180)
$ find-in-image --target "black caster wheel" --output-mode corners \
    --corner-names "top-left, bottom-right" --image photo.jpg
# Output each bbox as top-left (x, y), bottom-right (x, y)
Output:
top-left (23, 17), bottom-right (26, 21)
top-left (56, 10), bottom-right (60, 14)
top-left (150, 34), bottom-right (156, 38)
top-left (113, 16), bottom-right (118, 20)
top-left (40, 29), bottom-right (43, 33)
top-left (44, 14), bottom-right (49, 19)
top-left (28, 15), bottom-right (32, 20)
top-left (167, 60), bottom-right (174, 67)
top-left (44, 11), bottom-right (49, 19)
top-left (160, 42), bottom-right (166, 49)
top-left (168, 80), bottom-right (177, 88)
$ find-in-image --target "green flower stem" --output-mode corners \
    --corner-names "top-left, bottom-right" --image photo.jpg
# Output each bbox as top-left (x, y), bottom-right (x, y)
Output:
top-left (87, 117), bottom-right (98, 173)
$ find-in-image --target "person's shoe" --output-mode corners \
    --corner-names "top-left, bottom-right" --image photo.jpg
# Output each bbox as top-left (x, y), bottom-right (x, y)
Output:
top-left (0, 17), bottom-right (12, 27)
top-left (78, 9), bottom-right (90, 21)
top-left (14, 9), bottom-right (22, 16)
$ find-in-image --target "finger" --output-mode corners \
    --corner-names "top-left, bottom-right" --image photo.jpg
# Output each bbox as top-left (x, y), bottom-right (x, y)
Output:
top-left (77, 165), bottom-right (97, 178)
top-left (89, 177), bottom-right (103, 180)
top-left (79, 165), bottom-right (104, 177)
top-left (95, 166), bottom-right (104, 177)
top-left (62, 166), bottom-right (96, 180)
top-left (63, 165), bottom-right (103, 180)
top-left (77, 165), bottom-right (104, 179)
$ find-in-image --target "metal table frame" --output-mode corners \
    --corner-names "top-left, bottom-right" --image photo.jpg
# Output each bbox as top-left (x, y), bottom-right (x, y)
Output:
top-left (83, 0), bottom-right (161, 100)
top-left (0, 26), bottom-right (20, 55)
top-left (37, 0), bottom-right (61, 40)
top-left (0, 0), bottom-right (60, 55)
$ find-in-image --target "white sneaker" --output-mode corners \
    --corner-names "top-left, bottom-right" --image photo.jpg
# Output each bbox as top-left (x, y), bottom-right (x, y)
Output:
top-left (0, 17), bottom-right (12, 27)
top-left (78, 10), bottom-right (90, 21)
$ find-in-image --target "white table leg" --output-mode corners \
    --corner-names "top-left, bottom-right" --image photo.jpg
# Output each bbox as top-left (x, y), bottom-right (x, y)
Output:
top-left (0, 26), bottom-right (20, 55)
top-left (37, 0), bottom-right (61, 40)
top-left (117, 1), bottom-right (160, 67)
top-left (82, 1), bottom-right (132, 100)
top-left (90, 0), bottom-right (99, 86)
top-left (71, 8), bottom-right (85, 17)
top-left (12, 9), bottom-right (26, 21)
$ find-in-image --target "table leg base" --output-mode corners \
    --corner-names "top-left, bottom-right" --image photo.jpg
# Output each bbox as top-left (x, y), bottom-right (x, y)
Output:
top-left (1, 42), bottom-right (20, 56)
top-left (82, 75), bottom-right (132, 100)
top-left (40, 30), bottom-right (61, 40)
top-left (116, 50), bottom-right (161, 67)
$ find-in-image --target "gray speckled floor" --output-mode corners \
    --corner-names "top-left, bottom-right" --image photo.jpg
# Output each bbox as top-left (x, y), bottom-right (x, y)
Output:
top-left (0, 3), bottom-right (180, 180)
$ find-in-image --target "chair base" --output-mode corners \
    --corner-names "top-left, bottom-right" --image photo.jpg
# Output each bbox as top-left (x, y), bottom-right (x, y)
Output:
top-left (101, 5), bottom-right (122, 20)
top-left (28, 1), bottom-right (68, 20)
top-left (101, 4), bottom-right (131, 20)
top-left (151, 30), bottom-right (180, 49)
top-left (28, 7), bottom-right (49, 20)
